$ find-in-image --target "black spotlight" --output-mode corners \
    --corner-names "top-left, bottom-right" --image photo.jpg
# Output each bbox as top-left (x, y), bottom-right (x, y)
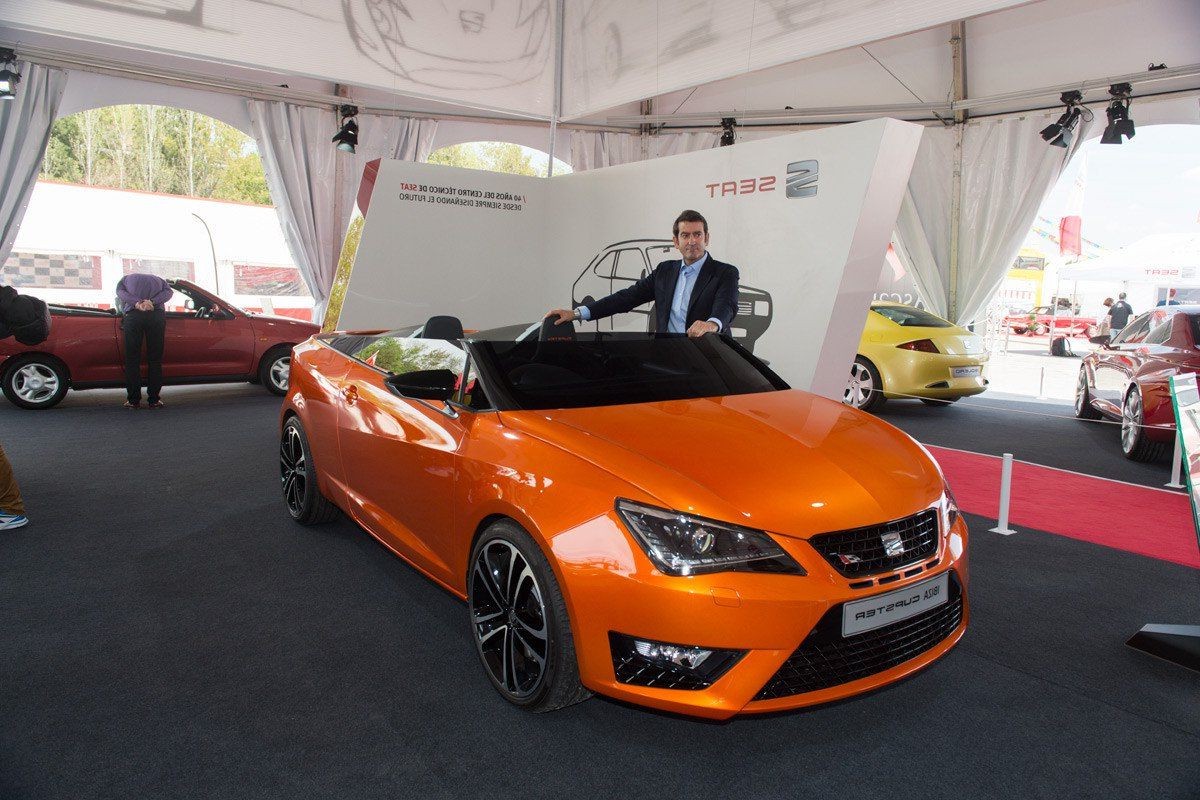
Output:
top-left (719, 117), bottom-right (736, 147)
top-left (332, 104), bottom-right (359, 153)
top-left (0, 49), bottom-right (20, 101)
top-left (1101, 82), bottom-right (1135, 145)
top-left (1040, 90), bottom-right (1084, 149)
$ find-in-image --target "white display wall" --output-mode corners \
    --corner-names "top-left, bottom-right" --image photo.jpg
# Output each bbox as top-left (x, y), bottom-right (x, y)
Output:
top-left (338, 118), bottom-right (922, 399)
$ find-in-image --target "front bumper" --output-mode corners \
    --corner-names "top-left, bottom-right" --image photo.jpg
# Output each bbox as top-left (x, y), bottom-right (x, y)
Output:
top-left (550, 513), bottom-right (970, 720)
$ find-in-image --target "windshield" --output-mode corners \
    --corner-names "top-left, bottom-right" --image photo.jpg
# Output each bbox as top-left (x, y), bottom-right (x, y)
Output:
top-left (872, 305), bottom-right (953, 328)
top-left (469, 332), bottom-right (787, 410)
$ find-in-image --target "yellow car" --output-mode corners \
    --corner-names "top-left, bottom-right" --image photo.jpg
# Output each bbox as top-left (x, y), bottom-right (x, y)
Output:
top-left (845, 302), bottom-right (988, 411)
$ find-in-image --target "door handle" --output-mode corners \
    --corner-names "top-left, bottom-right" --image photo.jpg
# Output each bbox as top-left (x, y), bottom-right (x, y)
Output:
top-left (342, 385), bottom-right (358, 404)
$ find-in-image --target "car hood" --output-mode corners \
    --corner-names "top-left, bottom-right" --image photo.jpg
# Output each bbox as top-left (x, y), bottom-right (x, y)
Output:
top-left (499, 389), bottom-right (943, 540)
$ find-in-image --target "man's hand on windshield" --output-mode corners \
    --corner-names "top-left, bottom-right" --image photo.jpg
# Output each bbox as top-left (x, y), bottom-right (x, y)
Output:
top-left (546, 309), bottom-right (576, 325)
top-left (687, 320), bottom-right (719, 337)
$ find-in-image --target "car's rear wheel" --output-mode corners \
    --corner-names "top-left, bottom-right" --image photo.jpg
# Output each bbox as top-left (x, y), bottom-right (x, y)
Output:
top-left (259, 346), bottom-right (293, 396)
top-left (280, 416), bottom-right (339, 524)
top-left (920, 397), bottom-right (958, 406)
top-left (1121, 386), bottom-right (1166, 462)
top-left (1074, 368), bottom-right (1101, 420)
top-left (844, 356), bottom-right (885, 412)
top-left (1028, 322), bottom-right (1046, 335)
top-left (2, 354), bottom-right (69, 410)
top-left (468, 520), bottom-right (590, 713)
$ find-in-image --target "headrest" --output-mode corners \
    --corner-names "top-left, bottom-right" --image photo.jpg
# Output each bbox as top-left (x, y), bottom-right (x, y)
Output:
top-left (422, 315), bottom-right (464, 341)
top-left (538, 315), bottom-right (577, 343)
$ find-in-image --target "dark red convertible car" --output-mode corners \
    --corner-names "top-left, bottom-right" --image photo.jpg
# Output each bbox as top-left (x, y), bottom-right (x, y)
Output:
top-left (1005, 305), bottom-right (1098, 337)
top-left (0, 279), bottom-right (318, 409)
top-left (1075, 305), bottom-right (1199, 460)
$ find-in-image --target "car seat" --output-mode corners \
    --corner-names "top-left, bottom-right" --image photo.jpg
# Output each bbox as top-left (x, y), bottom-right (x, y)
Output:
top-left (421, 315), bottom-right (464, 341)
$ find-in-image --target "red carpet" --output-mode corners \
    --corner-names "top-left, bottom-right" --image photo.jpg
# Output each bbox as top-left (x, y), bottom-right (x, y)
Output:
top-left (927, 445), bottom-right (1200, 569)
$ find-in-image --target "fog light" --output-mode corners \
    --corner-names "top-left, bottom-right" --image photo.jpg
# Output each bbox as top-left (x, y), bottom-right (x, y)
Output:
top-left (610, 632), bottom-right (745, 689)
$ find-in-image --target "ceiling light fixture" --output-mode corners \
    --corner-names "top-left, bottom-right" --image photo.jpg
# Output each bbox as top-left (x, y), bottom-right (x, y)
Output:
top-left (332, 104), bottom-right (359, 153)
top-left (1039, 90), bottom-right (1084, 149)
top-left (0, 49), bottom-right (21, 101)
top-left (1100, 82), bottom-right (1135, 145)
top-left (719, 117), bottom-right (736, 147)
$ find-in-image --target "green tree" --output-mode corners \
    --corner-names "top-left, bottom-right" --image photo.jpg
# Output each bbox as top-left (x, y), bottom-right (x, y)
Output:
top-left (324, 213), bottom-right (364, 332)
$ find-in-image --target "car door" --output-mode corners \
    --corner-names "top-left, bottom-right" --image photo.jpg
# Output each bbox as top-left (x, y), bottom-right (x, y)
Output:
top-left (572, 248), bottom-right (618, 331)
top-left (157, 285), bottom-right (255, 377)
top-left (1093, 313), bottom-right (1152, 405)
top-left (334, 336), bottom-right (469, 587)
top-left (610, 247), bottom-right (652, 332)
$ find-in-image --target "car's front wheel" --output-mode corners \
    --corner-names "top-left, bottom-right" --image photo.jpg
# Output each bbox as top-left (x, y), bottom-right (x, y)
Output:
top-left (468, 520), bottom-right (590, 713)
top-left (279, 416), bottom-right (339, 524)
top-left (844, 356), bottom-right (885, 412)
top-left (1074, 367), bottom-right (1101, 420)
top-left (1121, 386), bottom-right (1166, 462)
top-left (259, 346), bottom-right (293, 396)
top-left (2, 354), bottom-right (69, 410)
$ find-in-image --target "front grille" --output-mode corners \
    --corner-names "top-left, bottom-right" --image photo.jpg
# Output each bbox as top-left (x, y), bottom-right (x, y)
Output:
top-left (754, 571), bottom-right (963, 701)
top-left (808, 509), bottom-right (938, 577)
top-left (737, 300), bottom-right (754, 315)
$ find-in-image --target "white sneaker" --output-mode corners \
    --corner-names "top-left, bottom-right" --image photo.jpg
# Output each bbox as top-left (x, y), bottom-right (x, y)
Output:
top-left (0, 513), bottom-right (29, 530)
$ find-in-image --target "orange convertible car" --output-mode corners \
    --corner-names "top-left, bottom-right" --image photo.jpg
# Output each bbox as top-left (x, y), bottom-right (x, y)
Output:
top-left (280, 317), bottom-right (969, 719)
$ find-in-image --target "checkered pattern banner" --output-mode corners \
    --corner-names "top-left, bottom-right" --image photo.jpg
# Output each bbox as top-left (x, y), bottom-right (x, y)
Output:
top-left (1, 252), bottom-right (103, 289)
top-left (234, 264), bottom-right (309, 297)
top-left (122, 257), bottom-right (195, 282)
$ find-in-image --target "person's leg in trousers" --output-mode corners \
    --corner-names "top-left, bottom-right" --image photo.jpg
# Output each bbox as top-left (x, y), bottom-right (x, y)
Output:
top-left (145, 309), bottom-right (166, 404)
top-left (123, 311), bottom-right (146, 404)
top-left (0, 441), bottom-right (25, 516)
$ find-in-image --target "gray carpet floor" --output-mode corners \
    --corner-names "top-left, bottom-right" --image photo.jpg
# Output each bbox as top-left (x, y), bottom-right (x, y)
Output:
top-left (1, 385), bottom-right (1197, 799)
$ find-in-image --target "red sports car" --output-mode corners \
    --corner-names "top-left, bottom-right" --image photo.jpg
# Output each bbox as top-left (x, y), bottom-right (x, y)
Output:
top-left (1075, 305), bottom-right (1199, 460)
top-left (1005, 305), bottom-right (1098, 337)
top-left (0, 279), bottom-right (318, 409)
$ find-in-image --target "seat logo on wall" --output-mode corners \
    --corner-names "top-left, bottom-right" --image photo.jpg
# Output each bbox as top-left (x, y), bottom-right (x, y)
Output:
top-left (786, 160), bottom-right (819, 198)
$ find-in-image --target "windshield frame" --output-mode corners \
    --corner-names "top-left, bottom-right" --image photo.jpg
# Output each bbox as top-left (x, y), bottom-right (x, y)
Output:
top-left (464, 331), bottom-right (789, 412)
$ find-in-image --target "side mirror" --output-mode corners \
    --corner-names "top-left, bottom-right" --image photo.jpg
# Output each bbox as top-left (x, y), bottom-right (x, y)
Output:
top-left (1089, 334), bottom-right (1111, 346)
top-left (385, 368), bottom-right (458, 402)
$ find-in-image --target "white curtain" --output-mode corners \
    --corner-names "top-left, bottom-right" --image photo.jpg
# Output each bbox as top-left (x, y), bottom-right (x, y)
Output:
top-left (249, 100), bottom-right (437, 315)
top-left (337, 113), bottom-right (438, 222)
top-left (0, 61), bottom-right (68, 267)
top-left (895, 111), bottom-right (1094, 324)
top-left (248, 100), bottom-right (338, 314)
top-left (570, 129), bottom-right (719, 170)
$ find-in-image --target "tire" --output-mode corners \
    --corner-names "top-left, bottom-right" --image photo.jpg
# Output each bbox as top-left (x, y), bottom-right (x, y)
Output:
top-left (844, 356), bottom-right (885, 412)
top-left (468, 520), bottom-right (590, 713)
top-left (259, 346), bottom-right (293, 396)
top-left (279, 416), bottom-right (339, 524)
top-left (2, 354), bottom-right (69, 410)
top-left (1028, 322), bottom-right (1046, 335)
top-left (1011, 326), bottom-right (1028, 335)
top-left (1120, 386), bottom-right (1166, 462)
top-left (1074, 368), bottom-right (1101, 420)
top-left (920, 397), bottom-right (959, 406)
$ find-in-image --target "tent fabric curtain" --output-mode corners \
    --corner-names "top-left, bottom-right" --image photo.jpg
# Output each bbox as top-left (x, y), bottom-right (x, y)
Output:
top-left (895, 111), bottom-right (1094, 324)
top-left (0, 61), bottom-right (69, 268)
top-left (570, 130), bottom-right (719, 170)
top-left (249, 100), bottom-right (437, 315)
top-left (248, 100), bottom-right (339, 313)
top-left (337, 113), bottom-right (438, 220)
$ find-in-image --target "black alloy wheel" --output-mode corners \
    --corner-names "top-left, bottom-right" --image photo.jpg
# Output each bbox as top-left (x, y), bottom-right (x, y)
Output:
top-left (1120, 386), bottom-right (1166, 462)
top-left (468, 521), bottom-right (589, 712)
top-left (260, 346), bottom-right (293, 396)
top-left (2, 354), bottom-right (69, 410)
top-left (279, 417), bottom-right (339, 524)
top-left (1074, 367), bottom-right (1101, 420)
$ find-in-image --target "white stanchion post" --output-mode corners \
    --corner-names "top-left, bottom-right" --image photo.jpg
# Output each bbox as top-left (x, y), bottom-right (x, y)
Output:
top-left (989, 453), bottom-right (1018, 535)
top-left (1166, 431), bottom-right (1185, 489)
top-left (1036, 367), bottom-right (1046, 400)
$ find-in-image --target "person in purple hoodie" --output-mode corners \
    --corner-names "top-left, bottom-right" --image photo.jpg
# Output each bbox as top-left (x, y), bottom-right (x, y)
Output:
top-left (116, 272), bottom-right (173, 409)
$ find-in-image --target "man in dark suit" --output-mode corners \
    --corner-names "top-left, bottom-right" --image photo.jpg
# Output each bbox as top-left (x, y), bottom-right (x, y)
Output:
top-left (547, 210), bottom-right (739, 336)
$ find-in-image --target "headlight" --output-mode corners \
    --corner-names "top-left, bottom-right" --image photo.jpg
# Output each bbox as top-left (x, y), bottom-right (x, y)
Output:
top-left (615, 499), bottom-right (805, 576)
top-left (940, 483), bottom-right (960, 532)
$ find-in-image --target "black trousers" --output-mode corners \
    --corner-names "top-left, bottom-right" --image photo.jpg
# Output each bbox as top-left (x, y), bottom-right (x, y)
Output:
top-left (122, 308), bottom-right (166, 403)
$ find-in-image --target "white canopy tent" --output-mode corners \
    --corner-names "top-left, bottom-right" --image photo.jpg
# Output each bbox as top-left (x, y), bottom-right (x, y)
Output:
top-left (1, 0), bottom-right (1198, 322)
top-left (1059, 233), bottom-right (1200, 286)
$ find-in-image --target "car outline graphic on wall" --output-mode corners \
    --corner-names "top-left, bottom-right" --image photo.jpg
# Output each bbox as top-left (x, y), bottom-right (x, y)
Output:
top-left (570, 239), bottom-right (773, 353)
